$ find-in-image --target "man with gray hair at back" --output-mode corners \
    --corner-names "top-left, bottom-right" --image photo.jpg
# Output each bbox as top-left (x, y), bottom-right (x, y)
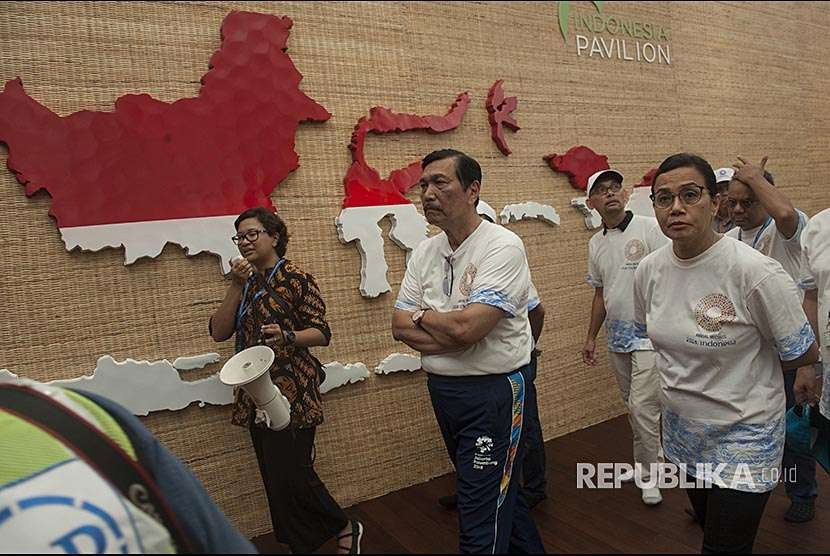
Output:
top-left (392, 149), bottom-right (544, 553)
top-left (437, 199), bottom-right (549, 513)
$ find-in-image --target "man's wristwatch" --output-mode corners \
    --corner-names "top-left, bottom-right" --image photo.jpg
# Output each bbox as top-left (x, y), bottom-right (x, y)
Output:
top-left (412, 309), bottom-right (427, 328)
top-left (282, 329), bottom-right (296, 345)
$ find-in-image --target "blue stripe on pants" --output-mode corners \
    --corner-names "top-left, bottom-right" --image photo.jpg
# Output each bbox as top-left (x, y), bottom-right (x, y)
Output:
top-left (427, 365), bottom-right (546, 554)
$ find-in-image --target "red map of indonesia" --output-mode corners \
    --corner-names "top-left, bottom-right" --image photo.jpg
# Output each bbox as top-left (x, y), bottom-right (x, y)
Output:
top-left (336, 93), bottom-right (470, 297)
top-left (341, 92), bottom-right (470, 208)
top-left (0, 11), bottom-right (329, 273)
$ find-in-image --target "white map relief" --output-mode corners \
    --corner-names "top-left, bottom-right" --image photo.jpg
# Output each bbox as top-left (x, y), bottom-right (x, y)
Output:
top-left (375, 353), bottom-right (421, 374)
top-left (335, 204), bottom-right (429, 298)
top-left (571, 196), bottom-right (603, 230)
top-left (0, 353), bottom-right (231, 416)
top-left (500, 202), bottom-right (561, 226)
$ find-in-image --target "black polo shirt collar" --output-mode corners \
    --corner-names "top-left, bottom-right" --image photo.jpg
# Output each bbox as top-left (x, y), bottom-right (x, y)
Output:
top-left (603, 210), bottom-right (634, 235)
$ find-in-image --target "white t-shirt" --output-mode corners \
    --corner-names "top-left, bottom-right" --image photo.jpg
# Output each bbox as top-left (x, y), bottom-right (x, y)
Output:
top-left (587, 213), bottom-right (668, 352)
top-left (799, 208), bottom-right (830, 418)
top-left (725, 210), bottom-right (808, 284)
top-left (634, 236), bottom-right (815, 492)
top-left (395, 220), bottom-right (531, 376)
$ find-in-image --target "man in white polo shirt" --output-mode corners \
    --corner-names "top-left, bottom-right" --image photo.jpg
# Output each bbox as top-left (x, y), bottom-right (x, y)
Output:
top-left (392, 150), bottom-right (544, 554)
top-left (581, 168), bottom-right (668, 506)
top-left (726, 156), bottom-right (817, 523)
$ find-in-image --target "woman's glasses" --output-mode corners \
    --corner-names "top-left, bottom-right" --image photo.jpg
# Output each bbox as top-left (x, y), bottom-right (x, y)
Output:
top-left (232, 229), bottom-right (267, 244)
top-left (651, 186), bottom-right (707, 210)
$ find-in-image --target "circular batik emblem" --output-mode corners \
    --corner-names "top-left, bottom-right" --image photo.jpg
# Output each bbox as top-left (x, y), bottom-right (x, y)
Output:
top-left (459, 263), bottom-right (478, 296)
top-left (624, 239), bottom-right (647, 262)
top-left (694, 293), bottom-right (737, 332)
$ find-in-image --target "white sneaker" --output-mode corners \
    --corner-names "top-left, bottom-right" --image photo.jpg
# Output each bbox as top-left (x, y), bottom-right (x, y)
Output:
top-left (617, 467), bottom-right (635, 484)
top-left (641, 487), bottom-right (662, 506)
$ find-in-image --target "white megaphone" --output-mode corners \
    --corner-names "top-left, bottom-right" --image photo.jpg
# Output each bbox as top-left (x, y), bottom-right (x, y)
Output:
top-left (220, 345), bottom-right (291, 431)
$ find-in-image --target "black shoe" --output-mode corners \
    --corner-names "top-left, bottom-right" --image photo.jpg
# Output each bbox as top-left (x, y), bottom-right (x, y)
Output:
top-left (784, 500), bottom-right (816, 523)
top-left (438, 493), bottom-right (458, 510)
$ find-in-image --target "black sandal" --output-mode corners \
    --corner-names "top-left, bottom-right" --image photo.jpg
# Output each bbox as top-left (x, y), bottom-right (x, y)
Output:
top-left (336, 519), bottom-right (363, 554)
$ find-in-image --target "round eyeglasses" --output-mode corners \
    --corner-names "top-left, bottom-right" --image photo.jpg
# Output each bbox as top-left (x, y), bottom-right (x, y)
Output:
top-left (651, 186), bottom-right (706, 210)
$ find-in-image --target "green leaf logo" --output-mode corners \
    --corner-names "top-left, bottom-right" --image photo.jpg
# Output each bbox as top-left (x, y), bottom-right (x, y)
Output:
top-left (559, 1), bottom-right (604, 42)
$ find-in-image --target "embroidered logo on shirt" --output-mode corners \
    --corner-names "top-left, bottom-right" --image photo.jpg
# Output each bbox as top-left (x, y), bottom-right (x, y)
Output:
top-left (624, 239), bottom-right (646, 262)
top-left (695, 294), bottom-right (737, 332)
top-left (459, 263), bottom-right (478, 296)
top-left (757, 235), bottom-right (771, 256)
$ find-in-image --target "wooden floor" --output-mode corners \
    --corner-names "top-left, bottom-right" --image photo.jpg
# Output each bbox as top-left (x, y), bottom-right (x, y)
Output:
top-left (253, 415), bottom-right (830, 554)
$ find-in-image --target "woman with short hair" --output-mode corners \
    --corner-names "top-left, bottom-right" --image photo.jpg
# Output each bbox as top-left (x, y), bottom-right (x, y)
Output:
top-left (633, 153), bottom-right (818, 553)
top-left (210, 207), bottom-right (362, 554)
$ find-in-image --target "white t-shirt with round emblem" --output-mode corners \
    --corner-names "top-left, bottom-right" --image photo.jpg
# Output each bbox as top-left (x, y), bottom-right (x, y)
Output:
top-left (798, 208), bottom-right (830, 418)
top-left (634, 236), bottom-right (815, 492)
top-left (587, 213), bottom-right (668, 352)
top-left (395, 220), bottom-right (531, 376)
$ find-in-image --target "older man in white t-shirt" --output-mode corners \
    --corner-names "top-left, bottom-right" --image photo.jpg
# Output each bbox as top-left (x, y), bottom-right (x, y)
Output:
top-left (392, 149), bottom-right (544, 554)
top-left (581, 169), bottom-right (669, 506)
top-left (725, 157), bottom-right (817, 523)
top-left (725, 158), bottom-right (808, 283)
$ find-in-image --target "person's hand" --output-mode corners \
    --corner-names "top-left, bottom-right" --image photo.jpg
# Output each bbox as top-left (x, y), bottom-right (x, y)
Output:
top-left (582, 338), bottom-right (598, 366)
top-left (793, 366), bottom-right (820, 405)
top-left (732, 156), bottom-right (769, 188)
top-left (261, 324), bottom-right (285, 348)
top-left (230, 256), bottom-right (254, 287)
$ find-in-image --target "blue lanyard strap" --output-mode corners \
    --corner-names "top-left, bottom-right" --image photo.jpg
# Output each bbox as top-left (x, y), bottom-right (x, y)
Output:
top-left (235, 259), bottom-right (285, 331)
top-left (738, 217), bottom-right (773, 250)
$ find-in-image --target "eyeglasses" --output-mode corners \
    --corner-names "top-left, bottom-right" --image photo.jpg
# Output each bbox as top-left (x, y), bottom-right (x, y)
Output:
top-left (725, 198), bottom-right (758, 210)
top-left (590, 182), bottom-right (623, 196)
top-left (231, 229), bottom-right (267, 245)
top-left (651, 186), bottom-right (707, 210)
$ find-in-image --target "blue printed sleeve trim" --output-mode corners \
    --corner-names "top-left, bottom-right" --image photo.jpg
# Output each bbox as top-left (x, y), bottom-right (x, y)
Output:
top-left (799, 276), bottom-right (817, 291)
top-left (394, 299), bottom-right (419, 311)
top-left (469, 289), bottom-right (519, 317)
top-left (777, 321), bottom-right (816, 361)
top-left (586, 274), bottom-right (602, 288)
top-left (528, 297), bottom-right (541, 311)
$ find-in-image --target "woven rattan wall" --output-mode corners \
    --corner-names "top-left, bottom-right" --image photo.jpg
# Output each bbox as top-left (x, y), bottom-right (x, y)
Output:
top-left (1, 1), bottom-right (829, 538)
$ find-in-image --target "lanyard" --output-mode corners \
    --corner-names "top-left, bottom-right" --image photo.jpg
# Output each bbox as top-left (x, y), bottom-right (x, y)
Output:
top-left (235, 259), bottom-right (285, 331)
top-left (738, 217), bottom-right (773, 250)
